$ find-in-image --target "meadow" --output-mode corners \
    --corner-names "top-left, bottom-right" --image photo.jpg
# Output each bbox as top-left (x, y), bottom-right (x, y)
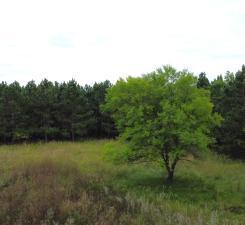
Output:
top-left (0, 140), bottom-right (244, 225)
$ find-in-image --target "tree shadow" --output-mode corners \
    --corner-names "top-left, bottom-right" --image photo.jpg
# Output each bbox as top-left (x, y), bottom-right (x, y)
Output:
top-left (118, 170), bottom-right (218, 204)
top-left (161, 176), bottom-right (217, 203)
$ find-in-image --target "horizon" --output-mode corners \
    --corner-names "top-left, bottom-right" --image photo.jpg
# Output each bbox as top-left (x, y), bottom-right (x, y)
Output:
top-left (0, 64), bottom-right (243, 87)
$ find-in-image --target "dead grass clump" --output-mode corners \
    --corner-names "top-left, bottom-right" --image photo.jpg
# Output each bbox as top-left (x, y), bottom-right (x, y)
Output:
top-left (0, 159), bottom-right (138, 225)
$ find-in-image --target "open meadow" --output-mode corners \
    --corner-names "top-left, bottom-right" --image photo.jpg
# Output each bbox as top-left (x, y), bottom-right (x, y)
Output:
top-left (1, 0), bottom-right (244, 224)
top-left (0, 140), bottom-right (244, 225)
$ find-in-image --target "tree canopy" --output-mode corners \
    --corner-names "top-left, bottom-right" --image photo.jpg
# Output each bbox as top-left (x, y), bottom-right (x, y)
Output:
top-left (104, 66), bottom-right (221, 181)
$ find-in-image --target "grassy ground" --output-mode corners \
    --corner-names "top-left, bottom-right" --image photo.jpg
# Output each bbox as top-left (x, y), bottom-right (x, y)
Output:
top-left (0, 140), bottom-right (244, 225)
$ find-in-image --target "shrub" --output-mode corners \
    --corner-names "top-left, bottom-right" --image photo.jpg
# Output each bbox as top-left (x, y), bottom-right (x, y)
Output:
top-left (103, 140), bottom-right (132, 163)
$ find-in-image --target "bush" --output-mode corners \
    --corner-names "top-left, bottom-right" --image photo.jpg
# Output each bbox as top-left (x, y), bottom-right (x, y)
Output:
top-left (103, 140), bottom-right (132, 163)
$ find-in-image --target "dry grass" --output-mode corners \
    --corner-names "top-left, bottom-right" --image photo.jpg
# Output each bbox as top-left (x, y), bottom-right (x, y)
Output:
top-left (0, 159), bottom-right (136, 225)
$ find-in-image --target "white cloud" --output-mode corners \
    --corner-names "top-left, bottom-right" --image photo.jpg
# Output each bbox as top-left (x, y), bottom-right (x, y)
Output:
top-left (0, 0), bottom-right (244, 84)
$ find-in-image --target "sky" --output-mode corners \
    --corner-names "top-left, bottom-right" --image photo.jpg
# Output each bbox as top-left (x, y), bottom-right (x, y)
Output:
top-left (0, 0), bottom-right (244, 85)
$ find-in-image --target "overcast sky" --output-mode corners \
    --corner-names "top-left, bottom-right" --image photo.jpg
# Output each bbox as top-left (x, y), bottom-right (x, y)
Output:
top-left (0, 0), bottom-right (244, 85)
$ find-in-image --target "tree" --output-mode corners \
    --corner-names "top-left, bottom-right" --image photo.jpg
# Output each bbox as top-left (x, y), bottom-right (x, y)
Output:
top-left (85, 81), bottom-right (117, 138)
top-left (211, 66), bottom-right (245, 158)
top-left (0, 82), bottom-right (8, 142)
top-left (0, 81), bottom-right (23, 142)
top-left (104, 66), bottom-right (221, 181)
top-left (0, 78), bottom-right (117, 143)
top-left (210, 75), bottom-right (225, 113)
top-left (35, 79), bottom-right (57, 142)
top-left (56, 80), bottom-right (90, 141)
top-left (21, 80), bottom-right (40, 140)
top-left (197, 72), bottom-right (210, 89)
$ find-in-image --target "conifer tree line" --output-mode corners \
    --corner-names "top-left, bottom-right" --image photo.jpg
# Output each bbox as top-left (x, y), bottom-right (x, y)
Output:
top-left (197, 65), bottom-right (245, 159)
top-left (0, 79), bottom-right (117, 143)
top-left (0, 65), bottom-right (244, 159)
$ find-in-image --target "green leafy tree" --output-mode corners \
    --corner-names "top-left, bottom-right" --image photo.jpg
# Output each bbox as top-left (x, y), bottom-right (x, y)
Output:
top-left (104, 66), bottom-right (221, 181)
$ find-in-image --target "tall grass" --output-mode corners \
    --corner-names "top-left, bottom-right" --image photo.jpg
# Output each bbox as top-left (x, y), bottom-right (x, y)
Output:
top-left (0, 140), bottom-right (244, 224)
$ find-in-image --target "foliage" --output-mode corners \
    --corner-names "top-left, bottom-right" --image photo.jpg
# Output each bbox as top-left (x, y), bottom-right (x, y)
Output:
top-left (104, 66), bottom-right (221, 180)
top-left (0, 64), bottom-right (244, 160)
top-left (103, 140), bottom-right (132, 163)
top-left (0, 81), bottom-right (23, 142)
top-left (197, 72), bottom-right (210, 89)
top-left (201, 66), bottom-right (245, 159)
top-left (85, 80), bottom-right (117, 138)
top-left (0, 80), bottom-right (116, 143)
top-left (210, 67), bottom-right (245, 158)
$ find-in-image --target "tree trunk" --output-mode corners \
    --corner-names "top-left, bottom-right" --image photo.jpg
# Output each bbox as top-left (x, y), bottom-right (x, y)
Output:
top-left (161, 148), bottom-right (179, 182)
top-left (45, 132), bottom-right (48, 143)
top-left (167, 170), bottom-right (174, 182)
top-left (71, 129), bottom-right (75, 142)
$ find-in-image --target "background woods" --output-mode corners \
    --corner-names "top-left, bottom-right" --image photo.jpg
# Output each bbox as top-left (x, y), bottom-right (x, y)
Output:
top-left (197, 66), bottom-right (245, 159)
top-left (0, 65), bottom-right (244, 160)
top-left (0, 80), bottom-right (116, 143)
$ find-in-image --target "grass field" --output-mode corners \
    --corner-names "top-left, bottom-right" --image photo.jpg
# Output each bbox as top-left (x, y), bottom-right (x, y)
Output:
top-left (0, 140), bottom-right (244, 225)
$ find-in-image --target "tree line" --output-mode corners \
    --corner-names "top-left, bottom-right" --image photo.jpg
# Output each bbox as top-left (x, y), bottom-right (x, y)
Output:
top-left (0, 79), bottom-right (116, 143)
top-left (0, 65), bottom-right (244, 159)
top-left (197, 65), bottom-right (245, 159)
